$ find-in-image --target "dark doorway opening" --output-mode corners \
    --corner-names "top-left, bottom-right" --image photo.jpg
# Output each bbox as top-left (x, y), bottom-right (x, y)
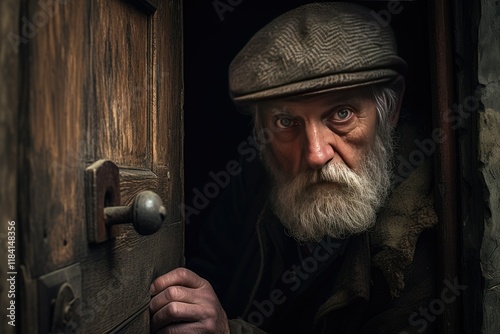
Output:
top-left (183, 0), bottom-right (433, 258)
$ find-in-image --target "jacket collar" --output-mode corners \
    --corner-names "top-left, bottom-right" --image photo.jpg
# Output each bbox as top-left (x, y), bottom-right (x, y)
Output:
top-left (370, 159), bottom-right (437, 297)
top-left (314, 158), bottom-right (437, 322)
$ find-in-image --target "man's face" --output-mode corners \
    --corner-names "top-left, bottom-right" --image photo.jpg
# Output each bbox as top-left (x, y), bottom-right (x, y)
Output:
top-left (257, 86), bottom-right (394, 241)
top-left (260, 87), bottom-right (379, 177)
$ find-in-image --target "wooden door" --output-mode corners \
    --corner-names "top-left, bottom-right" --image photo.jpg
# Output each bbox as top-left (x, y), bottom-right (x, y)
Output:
top-left (15, 0), bottom-right (184, 332)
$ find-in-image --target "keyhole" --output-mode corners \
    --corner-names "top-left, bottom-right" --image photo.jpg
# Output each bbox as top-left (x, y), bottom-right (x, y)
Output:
top-left (104, 189), bottom-right (115, 208)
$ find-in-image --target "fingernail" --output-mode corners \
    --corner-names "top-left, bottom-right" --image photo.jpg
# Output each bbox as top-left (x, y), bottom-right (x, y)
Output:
top-left (149, 283), bottom-right (156, 295)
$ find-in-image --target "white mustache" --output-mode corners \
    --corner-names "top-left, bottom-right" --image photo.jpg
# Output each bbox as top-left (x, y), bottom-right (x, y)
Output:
top-left (301, 162), bottom-right (364, 191)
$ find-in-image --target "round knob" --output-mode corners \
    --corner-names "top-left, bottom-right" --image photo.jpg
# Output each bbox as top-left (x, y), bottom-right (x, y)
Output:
top-left (104, 190), bottom-right (166, 235)
top-left (131, 190), bottom-right (167, 235)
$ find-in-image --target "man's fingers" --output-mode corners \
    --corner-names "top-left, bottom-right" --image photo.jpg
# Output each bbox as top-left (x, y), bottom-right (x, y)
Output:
top-left (150, 268), bottom-right (205, 296)
top-left (149, 268), bottom-right (229, 334)
top-left (150, 302), bottom-right (203, 333)
top-left (150, 285), bottom-right (197, 314)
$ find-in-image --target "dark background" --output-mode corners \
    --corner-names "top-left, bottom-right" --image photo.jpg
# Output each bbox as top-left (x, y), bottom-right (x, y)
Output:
top-left (183, 0), bottom-right (432, 257)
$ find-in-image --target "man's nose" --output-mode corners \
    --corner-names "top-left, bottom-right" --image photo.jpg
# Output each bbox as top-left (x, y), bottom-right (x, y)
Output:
top-left (303, 123), bottom-right (335, 170)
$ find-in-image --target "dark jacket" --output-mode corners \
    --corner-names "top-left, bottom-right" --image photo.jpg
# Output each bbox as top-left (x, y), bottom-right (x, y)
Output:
top-left (187, 146), bottom-right (438, 334)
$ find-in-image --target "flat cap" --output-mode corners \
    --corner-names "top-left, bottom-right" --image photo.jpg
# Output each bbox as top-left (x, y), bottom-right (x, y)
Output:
top-left (229, 2), bottom-right (407, 104)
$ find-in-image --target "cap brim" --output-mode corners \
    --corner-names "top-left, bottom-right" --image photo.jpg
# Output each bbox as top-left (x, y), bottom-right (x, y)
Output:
top-left (231, 68), bottom-right (402, 106)
top-left (231, 69), bottom-right (399, 105)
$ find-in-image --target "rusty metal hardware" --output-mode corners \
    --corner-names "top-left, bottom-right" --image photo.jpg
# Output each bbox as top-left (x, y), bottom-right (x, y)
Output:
top-left (38, 263), bottom-right (81, 333)
top-left (85, 159), bottom-right (165, 243)
top-left (104, 190), bottom-right (166, 235)
top-left (51, 283), bottom-right (79, 334)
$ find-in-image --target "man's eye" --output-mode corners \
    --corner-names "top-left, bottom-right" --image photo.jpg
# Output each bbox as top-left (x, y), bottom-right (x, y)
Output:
top-left (274, 116), bottom-right (296, 129)
top-left (333, 108), bottom-right (353, 121)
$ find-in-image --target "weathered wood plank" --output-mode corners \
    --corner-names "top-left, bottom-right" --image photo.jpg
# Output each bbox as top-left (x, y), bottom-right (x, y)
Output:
top-left (21, 0), bottom-right (184, 278)
top-left (0, 1), bottom-right (20, 333)
top-left (155, 0), bottom-right (184, 223)
top-left (80, 221), bottom-right (184, 333)
top-left (18, 0), bottom-right (184, 332)
top-left (16, 0), bottom-right (89, 331)
top-left (119, 168), bottom-right (158, 205)
top-left (111, 305), bottom-right (150, 333)
top-left (90, 0), bottom-right (151, 169)
top-left (21, 0), bottom-right (88, 278)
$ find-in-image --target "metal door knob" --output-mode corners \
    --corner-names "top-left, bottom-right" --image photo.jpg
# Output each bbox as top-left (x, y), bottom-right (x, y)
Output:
top-left (104, 190), bottom-right (166, 235)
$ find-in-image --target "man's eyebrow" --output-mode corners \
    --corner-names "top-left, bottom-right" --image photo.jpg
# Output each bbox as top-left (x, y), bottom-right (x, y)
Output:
top-left (323, 95), bottom-right (373, 111)
top-left (266, 106), bottom-right (294, 116)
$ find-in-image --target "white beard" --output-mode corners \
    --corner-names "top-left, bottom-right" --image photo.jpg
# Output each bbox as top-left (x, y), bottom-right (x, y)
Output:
top-left (262, 132), bottom-right (393, 242)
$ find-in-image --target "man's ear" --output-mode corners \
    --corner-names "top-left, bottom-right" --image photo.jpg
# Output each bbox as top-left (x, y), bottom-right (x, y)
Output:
top-left (389, 75), bottom-right (405, 127)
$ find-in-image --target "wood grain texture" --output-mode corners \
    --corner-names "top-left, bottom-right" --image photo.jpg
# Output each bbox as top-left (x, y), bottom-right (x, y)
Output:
top-left (20, 0), bottom-right (88, 278)
top-left (18, 0), bottom-right (184, 331)
top-left (17, 0), bottom-right (80, 330)
top-left (0, 1), bottom-right (20, 333)
top-left (119, 168), bottom-right (158, 205)
top-left (428, 0), bottom-right (461, 332)
top-left (80, 221), bottom-right (184, 333)
top-left (155, 0), bottom-right (184, 224)
top-left (19, 1), bottom-right (89, 325)
top-left (90, 0), bottom-right (151, 168)
top-left (110, 304), bottom-right (150, 333)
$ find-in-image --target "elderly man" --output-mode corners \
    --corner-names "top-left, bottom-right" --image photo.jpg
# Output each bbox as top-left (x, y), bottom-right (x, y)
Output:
top-left (150, 2), bottom-right (438, 333)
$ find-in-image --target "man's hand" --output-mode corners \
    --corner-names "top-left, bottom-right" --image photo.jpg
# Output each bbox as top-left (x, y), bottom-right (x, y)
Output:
top-left (149, 267), bottom-right (230, 334)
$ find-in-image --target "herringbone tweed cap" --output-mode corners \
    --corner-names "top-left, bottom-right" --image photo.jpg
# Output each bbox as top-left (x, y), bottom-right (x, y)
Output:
top-left (229, 2), bottom-right (407, 104)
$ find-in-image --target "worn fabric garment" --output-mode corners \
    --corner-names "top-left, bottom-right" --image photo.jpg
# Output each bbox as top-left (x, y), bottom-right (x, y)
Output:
top-left (187, 130), bottom-right (438, 334)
